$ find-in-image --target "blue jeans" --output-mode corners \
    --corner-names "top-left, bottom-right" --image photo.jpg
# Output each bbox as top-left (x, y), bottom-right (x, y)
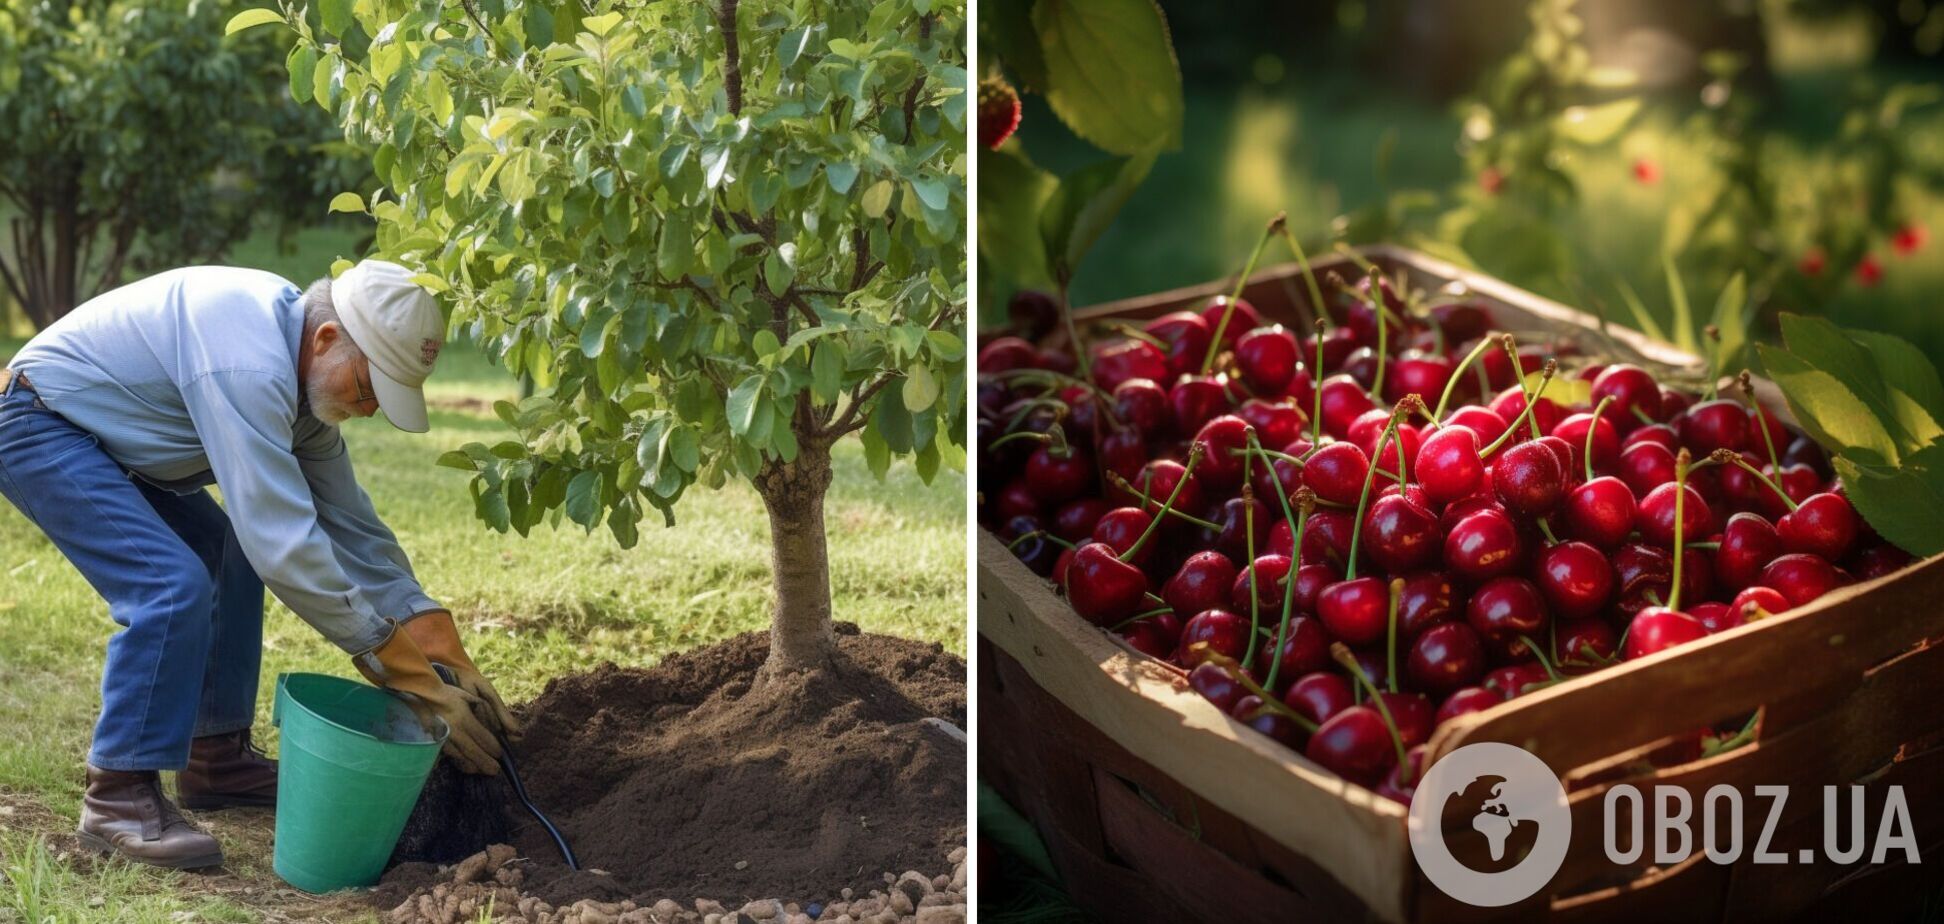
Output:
top-left (0, 382), bottom-right (263, 771)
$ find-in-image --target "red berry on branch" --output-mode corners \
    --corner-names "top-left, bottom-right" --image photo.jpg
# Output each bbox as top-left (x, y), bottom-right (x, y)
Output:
top-left (1632, 158), bottom-right (1661, 185)
top-left (1855, 254), bottom-right (1883, 287)
top-left (977, 76), bottom-right (1022, 150)
top-left (1798, 247), bottom-right (1826, 277)
top-left (1893, 223), bottom-right (1928, 256)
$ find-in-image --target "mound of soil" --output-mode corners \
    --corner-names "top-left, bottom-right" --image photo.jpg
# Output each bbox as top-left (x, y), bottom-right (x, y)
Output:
top-left (374, 624), bottom-right (967, 922)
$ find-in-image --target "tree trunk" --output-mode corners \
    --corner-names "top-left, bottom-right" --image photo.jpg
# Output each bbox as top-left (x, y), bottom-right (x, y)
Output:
top-left (753, 437), bottom-right (835, 677)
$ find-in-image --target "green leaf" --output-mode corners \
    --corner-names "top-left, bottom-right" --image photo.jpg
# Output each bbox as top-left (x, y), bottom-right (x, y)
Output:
top-left (1040, 147), bottom-right (1160, 278)
top-left (861, 180), bottom-right (894, 218)
top-left (224, 9), bottom-right (284, 35)
top-left (826, 161), bottom-right (859, 195)
top-left (860, 422), bottom-right (892, 480)
top-left (811, 341), bottom-right (845, 403)
top-left (727, 376), bottom-right (764, 436)
top-left (474, 484), bottom-right (512, 532)
top-left (1554, 98), bottom-right (1641, 145)
top-left (910, 176), bottom-right (949, 211)
top-left (871, 391), bottom-right (914, 453)
top-left (1780, 314), bottom-right (1943, 455)
top-left (753, 328), bottom-right (781, 359)
top-left (319, 0), bottom-right (352, 35)
top-left (1033, 0), bottom-right (1183, 155)
top-left (669, 425), bottom-right (700, 472)
top-left (1833, 441), bottom-right (1944, 557)
top-left (1708, 272), bottom-right (1747, 374)
top-left (1757, 344), bottom-right (1899, 465)
top-left (978, 148), bottom-right (1057, 290)
top-left (1661, 250), bottom-right (1696, 353)
top-left (436, 450), bottom-right (479, 471)
top-left (287, 45), bottom-right (317, 104)
top-left (1847, 329), bottom-right (1944, 428)
top-left (658, 222), bottom-right (690, 276)
top-left (327, 192), bottom-right (366, 214)
top-left (902, 365), bottom-right (939, 412)
top-left (580, 11), bottom-right (623, 35)
top-left (564, 470), bottom-right (602, 530)
top-left (985, 0), bottom-right (1047, 91)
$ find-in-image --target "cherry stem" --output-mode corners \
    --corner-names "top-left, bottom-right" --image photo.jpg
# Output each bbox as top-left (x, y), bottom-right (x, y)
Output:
top-left (1344, 399), bottom-right (1418, 580)
top-left (1006, 530), bottom-right (1076, 552)
top-left (1202, 212), bottom-right (1285, 374)
top-left (1104, 473), bottom-right (1223, 530)
top-left (1740, 370), bottom-right (1784, 471)
top-left (1389, 401), bottom-right (1411, 489)
top-left (1193, 647), bottom-right (1321, 733)
top-left (1108, 606), bottom-right (1175, 631)
top-left (1713, 449), bottom-right (1800, 512)
top-left (1003, 397), bottom-right (1067, 434)
top-left (1241, 451), bottom-right (1264, 668)
top-left (1516, 634), bottom-right (1563, 682)
top-left (1585, 395), bottom-right (1615, 482)
top-left (987, 428), bottom-right (1053, 450)
top-left (1121, 444), bottom-right (1203, 563)
top-left (1106, 323), bottom-right (1166, 349)
top-left (1366, 266), bottom-right (1392, 402)
top-left (1260, 462), bottom-right (1315, 695)
top-left (1331, 641), bottom-right (1409, 777)
top-left (1670, 448), bottom-right (1690, 612)
top-left (1386, 578), bottom-right (1404, 694)
top-left (1536, 517), bottom-right (1560, 545)
top-left (1056, 279), bottom-right (1093, 384)
top-left (1688, 541), bottom-right (1721, 550)
top-left (1278, 222), bottom-right (1328, 334)
top-left (1310, 318), bottom-right (1329, 444)
top-left (1478, 360), bottom-right (1557, 457)
top-left (1631, 405), bottom-right (1656, 426)
top-left (1245, 446), bottom-right (1307, 467)
top-left (1434, 336), bottom-right (1498, 422)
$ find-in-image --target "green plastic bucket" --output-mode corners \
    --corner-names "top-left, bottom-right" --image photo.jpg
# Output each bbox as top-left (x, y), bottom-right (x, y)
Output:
top-left (271, 672), bottom-right (447, 893)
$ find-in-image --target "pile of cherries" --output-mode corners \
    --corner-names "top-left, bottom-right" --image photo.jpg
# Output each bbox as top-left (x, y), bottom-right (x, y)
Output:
top-left (978, 260), bottom-right (1916, 805)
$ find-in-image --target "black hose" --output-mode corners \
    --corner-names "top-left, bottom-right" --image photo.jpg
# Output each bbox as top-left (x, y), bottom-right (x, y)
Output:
top-left (432, 664), bottom-right (579, 869)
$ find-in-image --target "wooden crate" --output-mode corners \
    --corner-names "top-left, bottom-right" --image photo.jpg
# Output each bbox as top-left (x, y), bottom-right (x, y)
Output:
top-left (977, 247), bottom-right (1944, 922)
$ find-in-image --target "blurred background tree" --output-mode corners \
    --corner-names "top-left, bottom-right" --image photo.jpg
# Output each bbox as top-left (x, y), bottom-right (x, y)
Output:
top-left (0, 0), bottom-right (365, 330)
top-left (978, 0), bottom-right (1944, 364)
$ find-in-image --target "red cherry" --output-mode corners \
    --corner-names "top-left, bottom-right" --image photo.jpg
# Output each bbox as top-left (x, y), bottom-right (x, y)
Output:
top-left (1111, 378), bottom-right (1173, 436)
top-left (1091, 339), bottom-right (1169, 392)
top-left (1416, 425), bottom-right (1486, 504)
top-left (992, 479), bottom-right (1041, 521)
top-left (977, 336), bottom-right (1039, 374)
top-left (1283, 672), bottom-right (1354, 724)
top-left (1623, 607), bottom-right (1708, 659)
top-left (1632, 157), bottom-right (1661, 184)
top-left (1376, 745), bottom-right (1428, 806)
top-left (1384, 351), bottom-right (1454, 406)
top-left (1396, 572), bottom-right (1458, 637)
top-left (1235, 327), bottom-right (1301, 396)
top-left (1098, 427), bottom-right (1148, 481)
top-left (1254, 616), bottom-right (1330, 685)
top-left (1622, 423), bottom-right (1678, 452)
top-left (1163, 551), bottom-right (1238, 618)
top-left (1714, 512), bottom-right (1780, 591)
top-left (1236, 398), bottom-right (1306, 450)
top-left (1362, 494), bottom-right (1442, 573)
top-left (1436, 686), bottom-right (1504, 724)
top-left (1302, 441), bottom-right (1371, 507)
top-left (1855, 254), bottom-right (1883, 287)
top-left (1730, 585), bottom-right (1789, 620)
top-left (1318, 375), bottom-right (1378, 438)
top-left (1187, 661), bottom-right (1245, 713)
top-left (1467, 576), bottom-right (1550, 659)
top-left (1492, 439), bottom-right (1567, 516)
top-left (1378, 692), bottom-right (1436, 748)
top-left (1230, 554), bottom-right (1294, 615)
top-left (1199, 296), bottom-right (1263, 347)
top-left (1142, 311), bottom-right (1214, 379)
top-left (1552, 411), bottom-right (1619, 474)
top-left (1853, 543), bottom-right (1914, 580)
top-left (1176, 609), bottom-right (1253, 664)
top-left (1120, 618), bottom-right (1178, 658)
top-left (1206, 496), bottom-right (1271, 562)
top-left (1591, 364), bottom-right (1662, 433)
top-left (1690, 602), bottom-right (1738, 634)
top-left (1554, 618), bottom-right (1617, 671)
top-left (1091, 507), bottom-right (1159, 566)
top-left (1618, 441), bottom-right (1678, 496)
top-left (1406, 622), bottom-right (1487, 694)
top-left (1483, 662), bottom-right (1551, 699)
top-left (1443, 508), bottom-right (1525, 581)
top-left (1445, 405), bottom-right (1510, 447)
top-left (1349, 410), bottom-right (1422, 480)
top-left (1759, 553), bottom-right (1838, 608)
top-left (1562, 476), bottom-right (1638, 550)
top-left (1636, 482), bottom-right (1713, 548)
top-left (1170, 376), bottom-right (1231, 437)
top-left (1051, 498), bottom-right (1113, 543)
top-left (1777, 492), bottom-right (1858, 561)
top-left (1063, 543), bottom-right (1149, 625)
top-left (1316, 576), bottom-right (1391, 645)
top-left (1489, 387), bottom-right (1564, 439)
top-left (1251, 436), bottom-right (1312, 501)
top-left (1678, 399), bottom-right (1751, 454)
top-left (1894, 223), bottom-right (1928, 256)
top-left (1305, 705), bottom-right (1397, 785)
top-left (1116, 459), bottom-right (1203, 518)
top-left (1535, 540), bottom-right (1615, 619)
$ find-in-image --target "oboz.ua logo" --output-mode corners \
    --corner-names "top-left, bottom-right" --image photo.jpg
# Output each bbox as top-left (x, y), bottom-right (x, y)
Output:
top-left (1407, 743), bottom-right (1572, 907)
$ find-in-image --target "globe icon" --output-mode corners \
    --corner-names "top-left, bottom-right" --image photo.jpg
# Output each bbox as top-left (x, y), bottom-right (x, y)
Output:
top-left (1446, 774), bottom-right (1542, 874)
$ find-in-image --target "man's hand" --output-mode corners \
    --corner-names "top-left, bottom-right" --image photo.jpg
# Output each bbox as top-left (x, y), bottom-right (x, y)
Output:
top-left (352, 625), bottom-right (503, 775)
top-left (402, 610), bottom-right (520, 736)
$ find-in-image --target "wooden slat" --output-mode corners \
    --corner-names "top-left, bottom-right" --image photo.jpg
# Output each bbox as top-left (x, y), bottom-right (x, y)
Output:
top-left (978, 531), bottom-right (1413, 922)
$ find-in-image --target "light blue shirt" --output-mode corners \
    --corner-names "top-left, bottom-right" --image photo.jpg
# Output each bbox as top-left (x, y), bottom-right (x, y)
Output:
top-left (10, 267), bottom-right (436, 653)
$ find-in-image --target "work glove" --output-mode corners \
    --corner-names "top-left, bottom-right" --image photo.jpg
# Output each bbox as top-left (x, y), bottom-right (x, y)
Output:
top-left (401, 609), bottom-right (520, 737)
top-left (353, 623), bottom-right (503, 775)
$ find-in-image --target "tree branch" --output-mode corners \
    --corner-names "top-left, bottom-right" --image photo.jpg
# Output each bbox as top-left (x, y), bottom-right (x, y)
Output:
top-left (821, 301), bottom-right (963, 437)
top-left (717, 0), bottom-right (742, 116)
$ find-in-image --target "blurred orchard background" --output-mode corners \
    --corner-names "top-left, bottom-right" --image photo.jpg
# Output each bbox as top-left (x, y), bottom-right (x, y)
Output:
top-left (977, 0), bottom-right (1944, 365)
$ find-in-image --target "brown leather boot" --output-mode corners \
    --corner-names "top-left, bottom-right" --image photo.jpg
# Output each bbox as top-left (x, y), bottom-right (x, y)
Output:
top-left (77, 766), bottom-right (224, 869)
top-left (177, 729), bottom-right (277, 810)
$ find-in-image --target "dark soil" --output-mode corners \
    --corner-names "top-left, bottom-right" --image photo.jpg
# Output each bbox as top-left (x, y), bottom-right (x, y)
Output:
top-left (375, 624), bottom-right (966, 913)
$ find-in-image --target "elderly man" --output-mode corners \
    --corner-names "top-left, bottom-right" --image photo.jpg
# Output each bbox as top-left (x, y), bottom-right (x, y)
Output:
top-left (0, 260), bottom-right (513, 869)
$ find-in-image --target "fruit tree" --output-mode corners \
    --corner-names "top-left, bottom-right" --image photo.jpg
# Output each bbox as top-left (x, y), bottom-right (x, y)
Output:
top-left (237, 0), bottom-right (967, 675)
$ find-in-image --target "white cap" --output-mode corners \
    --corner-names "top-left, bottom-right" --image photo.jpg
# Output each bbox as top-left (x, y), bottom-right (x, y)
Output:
top-left (331, 259), bottom-right (443, 433)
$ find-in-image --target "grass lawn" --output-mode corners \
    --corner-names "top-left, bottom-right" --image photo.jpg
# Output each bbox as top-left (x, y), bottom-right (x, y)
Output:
top-left (0, 337), bottom-right (966, 922)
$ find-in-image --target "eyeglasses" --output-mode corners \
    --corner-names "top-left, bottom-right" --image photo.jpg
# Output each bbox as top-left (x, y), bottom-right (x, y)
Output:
top-left (353, 358), bottom-right (379, 411)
